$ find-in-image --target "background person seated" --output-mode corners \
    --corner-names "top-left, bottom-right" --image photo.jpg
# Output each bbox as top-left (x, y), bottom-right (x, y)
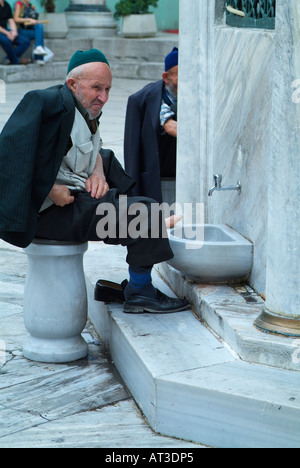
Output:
top-left (14, 0), bottom-right (48, 65)
top-left (0, 0), bottom-right (30, 65)
top-left (124, 47), bottom-right (178, 203)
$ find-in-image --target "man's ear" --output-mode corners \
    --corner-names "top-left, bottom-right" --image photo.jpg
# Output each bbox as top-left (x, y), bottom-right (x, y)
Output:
top-left (162, 71), bottom-right (170, 86)
top-left (66, 78), bottom-right (77, 94)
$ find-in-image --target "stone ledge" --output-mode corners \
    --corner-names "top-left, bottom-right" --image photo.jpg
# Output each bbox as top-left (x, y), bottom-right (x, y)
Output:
top-left (0, 32), bottom-right (178, 83)
top-left (157, 262), bottom-right (300, 373)
top-left (0, 60), bottom-right (163, 83)
top-left (83, 244), bottom-right (300, 448)
top-left (0, 62), bottom-right (67, 83)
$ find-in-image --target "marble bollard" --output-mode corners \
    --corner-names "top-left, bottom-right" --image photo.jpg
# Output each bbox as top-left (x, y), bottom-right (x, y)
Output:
top-left (23, 240), bottom-right (89, 363)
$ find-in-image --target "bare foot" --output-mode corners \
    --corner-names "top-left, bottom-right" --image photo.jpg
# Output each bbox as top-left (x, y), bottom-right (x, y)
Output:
top-left (165, 215), bottom-right (183, 229)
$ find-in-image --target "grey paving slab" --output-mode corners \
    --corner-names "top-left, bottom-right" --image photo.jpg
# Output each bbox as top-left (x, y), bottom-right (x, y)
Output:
top-left (0, 344), bottom-right (130, 422)
top-left (0, 400), bottom-right (202, 449)
top-left (0, 239), bottom-right (204, 448)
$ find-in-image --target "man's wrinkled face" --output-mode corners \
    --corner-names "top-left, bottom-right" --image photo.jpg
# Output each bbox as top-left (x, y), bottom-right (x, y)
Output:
top-left (67, 62), bottom-right (112, 119)
top-left (162, 65), bottom-right (178, 96)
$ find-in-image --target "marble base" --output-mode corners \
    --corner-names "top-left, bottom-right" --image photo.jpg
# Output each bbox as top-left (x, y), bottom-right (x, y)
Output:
top-left (66, 11), bottom-right (116, 38)
top-left (255, 310), bottom-right (300, 338)
top-left (23, 335), bottom-right (88, 364)
top-left (23, 241), bottom-right (89, 364)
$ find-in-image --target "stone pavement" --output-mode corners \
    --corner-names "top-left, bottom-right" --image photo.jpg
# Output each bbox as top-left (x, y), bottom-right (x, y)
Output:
top-left (0, 79), bottom-right (204, 448)
top-left (0, 240), bottom-right (203, 449)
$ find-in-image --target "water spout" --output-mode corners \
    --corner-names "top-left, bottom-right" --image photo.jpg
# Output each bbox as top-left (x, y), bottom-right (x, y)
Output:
top-left (208, 174), bottom-right (241, 197)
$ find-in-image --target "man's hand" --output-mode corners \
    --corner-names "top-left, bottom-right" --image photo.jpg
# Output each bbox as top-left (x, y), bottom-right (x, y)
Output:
top-left (7, 20), bottom-right (18, 42)
top-left (85, 174), bottom-right (110, 199)
top-left (24, 18), bottom-right (37, 26)
top-left (49, 185), bottom-right (75, 207)
top-left (86, 153), bottom-right (110, 199)
top-left (165, 215), bottom-right (182, 229)
top-left (164, 118), bottom-right (177, 138)
top-left (6, 30), bottom-right (17, 42)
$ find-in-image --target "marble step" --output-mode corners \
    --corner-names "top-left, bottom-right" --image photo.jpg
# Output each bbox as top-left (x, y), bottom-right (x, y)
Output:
top-left (0, 60), bottom-right (163, 83)
top-left (157, 263), bottom-right (300, 373)
top-left (84, 245), bottom-right (300, 449)
top-left (0, 62), bottom-right (67, 84)
top-left (0, 33), bottom-right (178, 83)
top-left (0, 35), bottom-right (178, 64)
top-left (50, 35), bottom-right (179, 63)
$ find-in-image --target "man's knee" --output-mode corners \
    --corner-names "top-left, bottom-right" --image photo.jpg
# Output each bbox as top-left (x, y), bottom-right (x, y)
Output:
top-left (0, 35), bottom-right (11, 46)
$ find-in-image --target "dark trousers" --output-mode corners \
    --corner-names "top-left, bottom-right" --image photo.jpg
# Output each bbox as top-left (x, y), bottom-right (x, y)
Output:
top-left (18, 25), bottom-right (44, 59)
top-left (159, 133), bottom-right (177, 178)
top-left (0, 32), bottom-right (30, 64)
top-left (36, 189), bottom-right (174, 268)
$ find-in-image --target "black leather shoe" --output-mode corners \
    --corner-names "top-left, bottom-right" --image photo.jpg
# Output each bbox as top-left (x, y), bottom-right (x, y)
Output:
top-left (94, 280), bottom-right (128, 303)
top-left (123, 289), bottom-right (190, 314)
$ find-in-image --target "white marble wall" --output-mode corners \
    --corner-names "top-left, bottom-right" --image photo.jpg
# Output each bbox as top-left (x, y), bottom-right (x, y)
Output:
top-left (177, 0), bottom-right (275, 295)
top-left (210, 27), bottom-right (274, 294)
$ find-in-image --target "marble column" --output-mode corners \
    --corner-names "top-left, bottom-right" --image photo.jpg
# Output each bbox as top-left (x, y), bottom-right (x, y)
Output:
top-left (176, 0), bottom-right (215, 220)
top-left (66, 0), bottom-right (116, 37)
top-left (254, 0), bottom-right (300, 337)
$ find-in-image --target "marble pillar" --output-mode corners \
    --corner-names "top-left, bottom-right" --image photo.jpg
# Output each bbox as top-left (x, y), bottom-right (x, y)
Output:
top-left (66, 0), bottom-right (116, 37)
top-left (176, 0), bottom-right (215, 219)
top-left (254, 0), bottom-right (300, 337)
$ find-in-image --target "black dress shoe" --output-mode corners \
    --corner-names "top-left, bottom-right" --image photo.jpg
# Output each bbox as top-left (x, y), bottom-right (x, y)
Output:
top-left (94, 280), bottom-right (128, 303)
top-left (123, 289), bottom-right (190, 314)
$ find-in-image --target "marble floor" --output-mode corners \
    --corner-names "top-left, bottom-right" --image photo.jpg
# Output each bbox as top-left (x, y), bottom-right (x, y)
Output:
top-left (0, 240), bottom-right (204, 449)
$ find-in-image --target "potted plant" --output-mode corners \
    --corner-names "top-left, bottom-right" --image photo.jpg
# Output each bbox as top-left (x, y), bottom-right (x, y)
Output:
top-left (39, 0), bottom-right (55, 13)
top-left (38, 0), bottom-right (69, 38)
top-left (114, 0), bottom-right (159, 38)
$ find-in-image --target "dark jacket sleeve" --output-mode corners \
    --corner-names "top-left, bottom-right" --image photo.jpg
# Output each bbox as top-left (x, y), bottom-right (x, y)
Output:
top-left (0, 91), bottom-right (43, 233)
top-left (100, 148), bottom-right (136, 195)
top-left (0, 85), bottom-right (75, 248)
top-left (123, 81), bottom-right (164, 203)
top-left (124, 93), bottom-right (144, 196)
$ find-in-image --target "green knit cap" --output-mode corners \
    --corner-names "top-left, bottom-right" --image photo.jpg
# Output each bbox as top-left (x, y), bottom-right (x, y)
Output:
top-left (67, 49), bottom-right (110, 74)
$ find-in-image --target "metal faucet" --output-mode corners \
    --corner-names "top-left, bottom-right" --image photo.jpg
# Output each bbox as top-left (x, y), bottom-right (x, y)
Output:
top-left (208, 174), bottom-right (241, 197)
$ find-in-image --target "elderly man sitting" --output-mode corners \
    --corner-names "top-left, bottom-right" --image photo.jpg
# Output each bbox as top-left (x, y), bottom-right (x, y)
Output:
top-left (124, 47), bottom-right (178, 203)
top-left (0, 49), bottom-right (188, 315)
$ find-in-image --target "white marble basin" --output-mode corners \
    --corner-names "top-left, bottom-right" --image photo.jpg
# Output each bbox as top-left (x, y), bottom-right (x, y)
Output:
top-left (167, 224), bottom-right (253, 283)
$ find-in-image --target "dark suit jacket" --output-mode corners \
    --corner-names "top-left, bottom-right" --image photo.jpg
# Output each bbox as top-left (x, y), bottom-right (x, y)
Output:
top-left (124, 80), bottom-right (171, 204)
top-left (0, 84), bottom-right (134, 248)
